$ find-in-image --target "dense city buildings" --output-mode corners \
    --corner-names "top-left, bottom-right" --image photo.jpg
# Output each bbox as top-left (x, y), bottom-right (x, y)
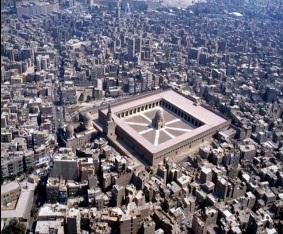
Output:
top-left (1, 0), bottom-right (283, 233)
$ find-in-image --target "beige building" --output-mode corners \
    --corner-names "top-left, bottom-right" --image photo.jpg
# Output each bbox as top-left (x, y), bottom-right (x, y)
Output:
top-left (16, 0), bottom-right (59, 18)
top-left (1, 154), bottom-right (24, 178)
top-left (64, 111), bottom-right (98, 151)
top-left (1, 180), bottom-right (36, 224)
top-left (1, 181), bottom-right (21, 205)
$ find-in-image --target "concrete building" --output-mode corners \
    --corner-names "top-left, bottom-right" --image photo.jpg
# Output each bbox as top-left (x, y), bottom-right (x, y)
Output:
top-left (50, 150), bottom-right (79, 181)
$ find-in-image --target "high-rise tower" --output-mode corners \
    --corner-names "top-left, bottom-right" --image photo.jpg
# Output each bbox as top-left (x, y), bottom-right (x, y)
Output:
top-left (117, 0), bottom-right (121, 29)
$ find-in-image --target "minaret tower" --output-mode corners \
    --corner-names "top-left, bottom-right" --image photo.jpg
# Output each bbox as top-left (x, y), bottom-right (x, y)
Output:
top-left (107, 103), bottom-right (112, 121)
top-left (103, 104), bottom-right (116, 139)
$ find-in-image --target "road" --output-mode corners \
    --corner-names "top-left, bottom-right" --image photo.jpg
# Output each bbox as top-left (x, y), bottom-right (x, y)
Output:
top-left (51, 84), bottom-right (64, 137)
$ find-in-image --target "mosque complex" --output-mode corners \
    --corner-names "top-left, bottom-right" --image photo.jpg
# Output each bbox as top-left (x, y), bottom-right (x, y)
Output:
top-left (96, 89), bottom-right (230, 166)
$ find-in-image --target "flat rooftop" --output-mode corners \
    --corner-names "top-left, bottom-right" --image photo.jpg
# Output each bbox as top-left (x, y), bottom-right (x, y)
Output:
top-left (101, 90), bottom-right (228, 154)
top-left (1, 181), bottom-right (20, 195)
top-left (1, 181), bottom-right (36, 219)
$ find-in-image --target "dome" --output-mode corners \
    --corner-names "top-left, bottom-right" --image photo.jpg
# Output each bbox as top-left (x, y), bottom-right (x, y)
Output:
top-left (152, 109), bottom-right (165, 129)
top-left (79, 112), bottom-right (92, 123)
top-left (155, 110), bottom-right (164, 120)
top-left (84, 112), bottom-right (92, 122)
top-left (79, 112), bottom-right (93, 130)
top-left (66, 124), bottom-right (74, 139)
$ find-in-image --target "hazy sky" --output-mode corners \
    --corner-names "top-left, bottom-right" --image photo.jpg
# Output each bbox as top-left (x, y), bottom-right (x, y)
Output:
top-left (161, 0), bottom-right (206, 8)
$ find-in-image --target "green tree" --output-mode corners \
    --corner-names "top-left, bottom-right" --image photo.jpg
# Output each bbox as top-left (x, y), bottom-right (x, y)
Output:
top-left (78, 93), bottom-right (85, 102)
top-left (2, 218), bottom-right (26, 234)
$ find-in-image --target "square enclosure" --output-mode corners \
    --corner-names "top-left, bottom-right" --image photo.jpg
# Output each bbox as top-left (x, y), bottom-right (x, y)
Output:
top-left (124, 107), bottom-right (198, 146)
top-left (99, 90), bottom-right (228, 155)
